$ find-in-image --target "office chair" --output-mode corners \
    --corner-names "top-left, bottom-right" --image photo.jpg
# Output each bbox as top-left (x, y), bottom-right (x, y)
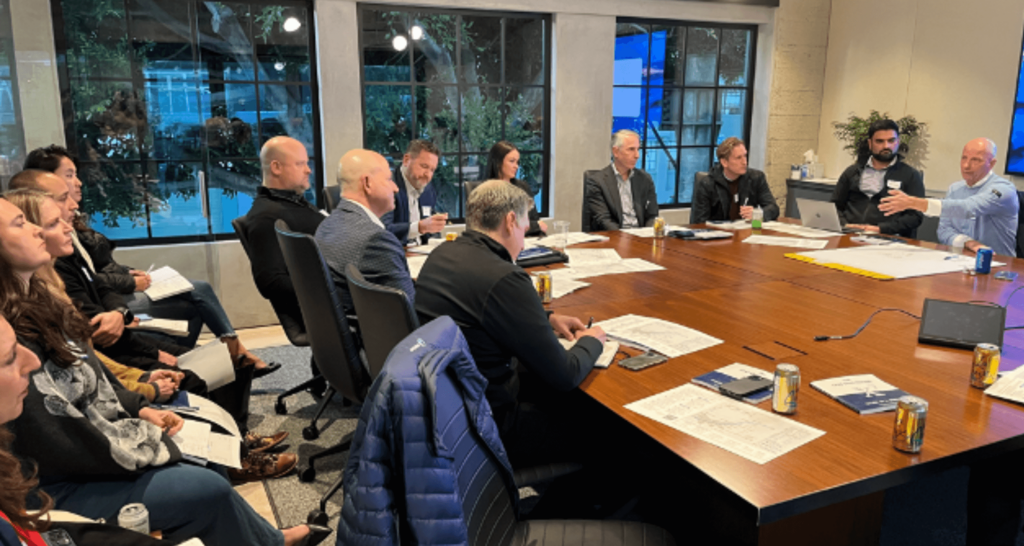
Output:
top-left (337, 316), bottom-right (676, 546)
top-left (694, 171), bottom-right (709, 187)
top-left (274, 220), bottom-right (368, 525)
top-left (580, 170), bottom-right (598, 233)
top-left (344, 263), bottom-right (418, 378)
top-left (231, 217), bottom-right (324, 420)
top-left (322, 185), bottom-right (341, 213)
top-left (1016, 191), bottom-right (1024, 258)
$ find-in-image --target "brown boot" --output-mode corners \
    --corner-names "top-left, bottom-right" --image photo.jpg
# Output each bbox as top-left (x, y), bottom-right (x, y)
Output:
top-left (228, 452), bottom-right (297, 484)
top-left (245, 431), bottom-right (289, 453)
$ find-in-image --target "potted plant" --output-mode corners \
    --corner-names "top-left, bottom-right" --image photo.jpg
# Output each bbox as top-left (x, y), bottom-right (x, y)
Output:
top-left (832, 110), bottom-right (927, 163)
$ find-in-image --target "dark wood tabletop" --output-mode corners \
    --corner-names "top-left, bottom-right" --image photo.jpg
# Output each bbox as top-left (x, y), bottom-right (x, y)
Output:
top-left (541, 228), bottom-right (1024, 530)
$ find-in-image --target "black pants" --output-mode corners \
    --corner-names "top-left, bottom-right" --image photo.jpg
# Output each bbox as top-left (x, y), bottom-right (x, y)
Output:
top-left (968, 448), bottom-right (1024, 545)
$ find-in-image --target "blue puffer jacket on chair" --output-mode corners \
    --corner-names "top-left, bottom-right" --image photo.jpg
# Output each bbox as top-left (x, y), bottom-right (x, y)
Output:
top-left (336, 316), bottom-right (519, 545)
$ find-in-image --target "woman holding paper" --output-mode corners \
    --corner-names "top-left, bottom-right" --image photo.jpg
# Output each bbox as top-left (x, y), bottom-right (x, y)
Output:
top-left (25, 145), bottom-right (281, 379)
top-left (0, 196), bottom-right (329, 545)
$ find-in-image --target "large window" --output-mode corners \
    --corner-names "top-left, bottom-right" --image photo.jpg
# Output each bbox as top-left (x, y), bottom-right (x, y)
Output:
top-left (52, 0), bottom-right (320, 244)
top-left (359, 6), bottom-right (550, 218)
top-left (0, 0), bottom-right (23, 183)
top-left (613, 20), bottom-right (756, 206)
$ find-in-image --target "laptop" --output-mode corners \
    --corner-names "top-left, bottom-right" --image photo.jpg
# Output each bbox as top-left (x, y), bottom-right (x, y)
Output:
top-left (796, 198), bottom-right (860, 234)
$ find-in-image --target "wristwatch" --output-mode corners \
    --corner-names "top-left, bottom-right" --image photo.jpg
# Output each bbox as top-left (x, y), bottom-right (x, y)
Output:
top-left (117, 307), bottom-right (135, 325)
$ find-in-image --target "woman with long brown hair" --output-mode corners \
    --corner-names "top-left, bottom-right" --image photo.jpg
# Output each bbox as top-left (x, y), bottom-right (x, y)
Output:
top-left (483, 140), bottom-right (547, 236)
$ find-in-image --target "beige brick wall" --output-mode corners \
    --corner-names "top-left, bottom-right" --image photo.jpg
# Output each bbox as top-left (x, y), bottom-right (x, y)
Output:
top-left (764, 0), bottom-right (831, 215)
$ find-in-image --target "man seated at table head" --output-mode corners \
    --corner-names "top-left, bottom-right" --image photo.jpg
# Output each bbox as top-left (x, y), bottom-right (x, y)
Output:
top-left (690, 137), bottom-right (779, 224)
top-left (584, 129), bottom-right (659, 231)
top-left (382, 139), bottom-right (448, 246)
top-left (831, 119), bottom-right (925, 236)
top-left (879, 137), bottom-right (1019, 256)
top-left (315, 149), bottom-right (414, 314)
top-left (415, 179), bottom-right (607, 467)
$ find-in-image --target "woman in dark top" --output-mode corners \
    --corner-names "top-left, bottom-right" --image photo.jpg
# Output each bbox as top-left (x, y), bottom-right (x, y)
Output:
top-left (484, 141), bottom-right (547, 236)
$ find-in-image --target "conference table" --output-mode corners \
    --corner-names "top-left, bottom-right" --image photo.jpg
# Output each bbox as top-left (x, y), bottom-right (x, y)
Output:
top-left (530, 226), bottom-right (1024, 546)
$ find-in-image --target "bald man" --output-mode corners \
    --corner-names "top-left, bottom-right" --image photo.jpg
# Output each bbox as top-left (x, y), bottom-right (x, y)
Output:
top-left (880, 138), bottom-right (1019, 256)
top-left (239, 136), bottom-right (324, 329)
top-left (314, 149), bottom-right (413, 314)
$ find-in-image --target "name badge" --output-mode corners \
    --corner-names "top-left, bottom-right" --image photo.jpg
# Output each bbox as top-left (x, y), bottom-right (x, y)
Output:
top-left (734, 193), bottom-right (739, 203)
top-left (421, 205), bottom-right (431, 218)
top-left (886, 180), bottom-right (901, 190)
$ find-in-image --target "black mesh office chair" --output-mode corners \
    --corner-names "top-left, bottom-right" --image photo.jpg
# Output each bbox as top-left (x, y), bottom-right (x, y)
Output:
top-left (344, 263), bottom-right (418, 378)
top-left (322, 185), bottom-right (341, 213)
top-left (231, 217), bottom-right (324, 418)
top-left (274, 220), bottom-right (368, 524)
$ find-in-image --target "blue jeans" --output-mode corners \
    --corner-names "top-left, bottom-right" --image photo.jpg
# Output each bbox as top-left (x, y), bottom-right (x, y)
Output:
top-left (42, 463), bottom-right (283, 546)
top-left (128, 280), bottom-right (236, 347)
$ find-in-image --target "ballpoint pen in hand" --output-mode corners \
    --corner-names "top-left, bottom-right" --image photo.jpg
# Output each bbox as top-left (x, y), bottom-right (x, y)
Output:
top-left (146, 263), bottom-right (155, 275)
top-left (587, 316), bottom-right (594, 329)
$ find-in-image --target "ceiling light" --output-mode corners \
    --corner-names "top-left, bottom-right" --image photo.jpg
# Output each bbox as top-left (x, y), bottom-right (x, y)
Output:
top-left (274, 61), bottom-right (285, 71)
top-left (393, 35), bottom-right (408, 51)
top-left (283, 17), bottom-right (301, 32)
top-left (410, 25), bottom-right (423, 41)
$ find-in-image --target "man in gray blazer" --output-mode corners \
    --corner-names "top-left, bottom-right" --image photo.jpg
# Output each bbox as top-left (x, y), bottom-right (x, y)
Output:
top-left (583, 129), bottom-right (659, 231)
top-left (315, 149), bottom-right (415, 315)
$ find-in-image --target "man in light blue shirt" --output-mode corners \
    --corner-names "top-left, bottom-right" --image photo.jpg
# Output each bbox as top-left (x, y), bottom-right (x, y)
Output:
top-left (880, 138), bottom-right (1019, 256)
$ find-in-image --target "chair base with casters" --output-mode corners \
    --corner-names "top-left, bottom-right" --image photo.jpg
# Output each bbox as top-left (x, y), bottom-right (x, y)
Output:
top-left (297, 428), bottom-right (355, 527)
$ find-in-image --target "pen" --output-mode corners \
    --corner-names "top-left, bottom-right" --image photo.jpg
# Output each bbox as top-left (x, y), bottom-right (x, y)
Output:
top-left (743, 197), bottom-right (749, 207)
top-left (587, 316), bottom-right (594, 329)
top-left (146, 263), bottom-right (155, 275)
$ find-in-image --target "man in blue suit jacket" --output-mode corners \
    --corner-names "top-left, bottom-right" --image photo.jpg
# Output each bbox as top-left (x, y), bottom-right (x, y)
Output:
top-left (315, 149), bottom-right (415, 315)
top-left (382, 139), bottom-right (447, 246)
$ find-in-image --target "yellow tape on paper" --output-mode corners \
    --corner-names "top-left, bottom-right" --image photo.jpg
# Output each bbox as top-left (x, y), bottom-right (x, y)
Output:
top-left (784, 253), bottom-right (895, 280)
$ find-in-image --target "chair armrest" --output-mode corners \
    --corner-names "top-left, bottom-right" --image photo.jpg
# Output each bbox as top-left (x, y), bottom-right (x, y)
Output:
top-left (513, 462), bottom-right (583, 489)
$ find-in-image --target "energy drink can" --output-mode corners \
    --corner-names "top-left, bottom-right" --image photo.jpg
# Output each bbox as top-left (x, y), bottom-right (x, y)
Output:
top-left (772, 364), bottom-right (799, 414)
top-left (535, 272), bottom-right (552, 304)
top-left (653, 217), bottom-right (666, 238)
top-left (971, 343), bottom-right (1001, 388)
top-left (445, 232), bottom-right (458, 242)
top-left (118, 503), bottom-right (150, 535)
top-left (892, 396), bottom-right (928, 453)
top-left (976, 247), bottom-right (993, 274)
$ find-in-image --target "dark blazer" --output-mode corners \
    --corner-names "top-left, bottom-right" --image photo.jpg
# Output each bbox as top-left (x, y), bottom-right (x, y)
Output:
top-left (583, 165), bottom-right (659, 231)
top-left (382, 165), bottom-right (438, 245)
top-left (691, 164), bottom-right (780, 224)
top-left (831, 158), bottom-right (925, 237)
top-left (314, 198), bottom-right (415, 315)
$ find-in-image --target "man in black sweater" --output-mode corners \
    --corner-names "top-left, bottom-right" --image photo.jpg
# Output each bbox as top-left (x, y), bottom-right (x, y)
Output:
top-left (415, 180), bottom-right (606, 468)
top-left (691, 137), bottom-right (779, 224)
top-left (831, 119), bottom-right (925, 237)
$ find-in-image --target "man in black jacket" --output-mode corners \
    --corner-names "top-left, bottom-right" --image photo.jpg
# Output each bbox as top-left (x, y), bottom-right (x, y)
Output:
top-left (691, 137), bottom-right (779, 224)
top-left (415, 180), bottom-right (606, 468)
top-left (831, 119), bottom-right (925, 237)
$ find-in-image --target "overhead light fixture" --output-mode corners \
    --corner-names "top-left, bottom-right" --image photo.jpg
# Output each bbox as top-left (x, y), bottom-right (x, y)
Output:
top-left (274, 61), bottom-right (285, 71)
top-left (410, 25), bottom-right (423, 41)
top-left (393, 35), bottom-right (408, 51)
top-left (283, 17), bottom-right (301, 32)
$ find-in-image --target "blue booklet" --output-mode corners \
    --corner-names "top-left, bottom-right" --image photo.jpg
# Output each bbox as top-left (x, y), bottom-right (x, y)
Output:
top-left (692, 363), bottom-right (775, 404)
top-left (810, 374), bottom-right (909, 414)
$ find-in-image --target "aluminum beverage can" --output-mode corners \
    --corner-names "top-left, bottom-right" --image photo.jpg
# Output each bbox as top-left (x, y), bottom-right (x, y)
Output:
top-left (118, 502), bottom-right (150, 535)
top-left (772, 364), bottom-right (799, 414)
top-left (445, 232), bottom-right (458, 242)
top-left (653, 216), bottom-right (666, 238)
top-left (892, 396), bottom-right (928, 453)
top-left (535, 272), bottom-right (552, 304)
top-left (976, 247), bottom-right (993, 274)
top-left (971, 343), bottom-right (1001, 388)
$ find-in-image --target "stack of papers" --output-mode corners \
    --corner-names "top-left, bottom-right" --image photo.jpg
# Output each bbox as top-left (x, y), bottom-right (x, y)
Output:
top-left (761, 222), bottom-right (841, 238)
top-left (552, 259), bottom-right (664, 280)
top-left (707, 220), bottom-right (751, 230)
top-left (144, 267), bottom-right (194, 301)
top-left (743, 235), bottom-right (829, 249)
top-left (626, 384), bottom-right (825, 464)
top-left (531, 232), bottom-right (609, 248)
top-left (136, 318), bottom-right (190, 337)
top-left (692, 363), bottom-right (775, 404)
top-left (177, 340), bottom-right (235, 390)
top-left (810, 374), bottom-right (910, 414)
top-left (621, 226), bottom-right (685, 238)
top-left (594, 314), bottom-right (722, 358)
top-left (170, 420), bottom-right (242, 468)
top-left (558, 338), bottom-right (620, 368)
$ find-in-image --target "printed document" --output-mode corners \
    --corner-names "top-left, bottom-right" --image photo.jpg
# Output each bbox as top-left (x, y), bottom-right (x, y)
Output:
top-left (761, 222), bottom-right (841, 239)
top-left (621, 226), bottom-right (685, 238)
top-left (177, 340), bottom-right (235, 390)
top-left (406, 255), bottom-right (428, 279)
top-left (985, 364), bottom-right (1024, 405)
top-left (565, 248), bottom-right (623, 267)
top-left (743, 235), bottom-right (829, 250)
top-left (559, 338), bottom-right (620, 368)
top-left (136, 318), bottom-right (190, 338)
top-left (532, 232), bottom-right (609, 248)
top-left (625, 384), bottom-right (825, 464)
top-left (207, 432), bottom-right (242, 468)
top-left (795, 245), bottom-right (1006, 279)
top-left (553, 258), bottom-right (664, 280)
top-left (533, 273), bottom-right (590, 299)
top-left (707, 220), bottom-right (751, 230)
top-left (595, 314), bottom-right (722, 358)
top-left (144, 266), bottom-right (195, 301)
top-left (172, 419), bottom-right (212, 464)
top-left (172, 392), bottom-right (241, 438)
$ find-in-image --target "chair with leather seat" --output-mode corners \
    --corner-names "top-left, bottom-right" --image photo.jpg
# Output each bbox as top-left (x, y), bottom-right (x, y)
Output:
top-left (231, 217), bottom-right (324, 418)
top-left (322, 185), bottom-right (341, 213)
top-left (274, 219), bottom-right (368, 525)
top-left (344, 263), bottom-right (419, 378)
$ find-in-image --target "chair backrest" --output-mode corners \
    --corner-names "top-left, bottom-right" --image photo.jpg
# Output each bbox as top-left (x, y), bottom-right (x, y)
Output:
top-left (232, 216), bottom-right (308, 346)
top-left (275, 219), bottom-right (365, 403)
top-left (323, 185), bottom-right (341, 213)
top-left (695, 171), bottom-right (709, 186)
top-left (344, 263), bottom-right (419, 379)
top-left (581, 169), bottom-right (603, 232)
top-left (1017, 191), bottom-right (1024, 258)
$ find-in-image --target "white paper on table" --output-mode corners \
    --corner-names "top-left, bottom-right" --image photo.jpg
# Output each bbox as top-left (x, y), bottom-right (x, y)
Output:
top-left (175, 392), bottom-right (241, 438)
top-left (707, 220), bottom-right (751, 230)
top-left (595, 314), bottom-right (722, 358)
top-left (177, 341), bottom-right (235, 390)
top-left (171, 419), bottom-right (212, 462)
top-left (136, 318), bottom-right (190, 337)
top-left (532, 232), bottom-right (609, 248)
top-left (565, 248), bottom-right (623, 266)
top-left (144, 266), bottom-right (195, 301)
top-left (625, 384), bottom-right (825, 464)
top-left (985, 364), bottom-right (1024, 405)
top-left (555, 258), bottom-right (665, 280)
top-left (621, 226), bottom-right (685, 238)
top-left (207, 432), bottom-right (242, 469)
top-left (406, 255), bottom-right (428, 279)
top-left (743, 235), bottom-right (829, 250)
top-left (407, 245), bottom-right (435, 255)
top-left (176, 539), bottom-right (207, 546)
top-left (794, 245), bottom-right (1006, 279)
top-left (534, 273), bottom-right (590, 299)
top-left (761, 222), bottom-right (842, 238)
top-left (559, 338), bottom-right (620, 368)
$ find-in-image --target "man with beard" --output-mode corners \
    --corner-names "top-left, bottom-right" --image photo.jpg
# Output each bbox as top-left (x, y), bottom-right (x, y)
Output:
top-left (830, 119), bottom-right (925, 237)
top-left (382, 139), bottom-right (447, 246)
top-left (880, 138), bottom-right (1019, 256)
